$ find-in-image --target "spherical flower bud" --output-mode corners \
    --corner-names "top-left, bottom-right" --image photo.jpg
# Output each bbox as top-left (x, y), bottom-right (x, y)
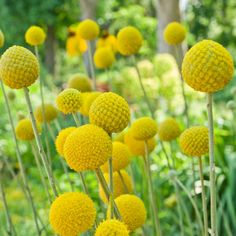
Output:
top-left (0, 30), bottom-right (5, 48)
top-left (55, 127), bottom-right (76, 157)
top-left (67, 73), bottom-right (92, 92)
top-left (99, 170), bottom-right (133, 203)
top-left (89, 92), bottom-right (130, 134)
top-left (108, 194), bottom-right (146, 231)
top-left (49, 192), bottom-right (96, 236)
top-left (64, 124), bottom-right (112, 171)
top-left (124, 130), bottom-right (156, 156)
top-left (56, 88), bottom-right (82, 114)
top-left (0, 46), bottom-right (39, 89)
top-left (80, 92), bottom-right (102, 116)
top-left (163, 22), bottom-right (186, 45)
top-left (101, 142), bottom-right (131, 172)
top-left (15, 118), bottom-right (41, 141)
top-left (179, 126), bottom-right (209, 156)
top-left (158, 118), bottom-right (181, 141)
top-left (182, 40), bottom-right (234, 92)
top-left (95, 219), bottom-right (129, 236)
top-left (94, 47), bottom-right (115, 69)
top-left (34, 104), bottom-right (58, 123)
top-left (25, 26), bottom-right (46, 46)
top-left (77, 19), bottom-right (100, 40)
top-left (130, 117), bottom-right (157, 140)
top-left (117, 26), bottom-right (143, 56)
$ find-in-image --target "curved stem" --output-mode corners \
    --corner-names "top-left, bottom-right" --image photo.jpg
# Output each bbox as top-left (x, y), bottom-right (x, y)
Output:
top-left (207, 92), bottom-right (217, 236)
top-left (87, 41), bottom-right (96, 90)
top-left (198, 156), bottom-right (209, 236)
top-left (144, 141), bottom-right (162, 236)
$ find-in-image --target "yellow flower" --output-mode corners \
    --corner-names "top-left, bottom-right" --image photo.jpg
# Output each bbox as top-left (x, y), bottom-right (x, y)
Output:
top-left (182, 40), bottom-right (234, 92)
top-left (0, 30), bottom-right (4, 48)
top-left (15, 118), bottom-right (41, 141)
top-left (179, 126), bottom-right (209, 156)
top-left (89, 92), bottom-right (130, 134)
top-left (77, 19), bottom-right (100, 40)
top-left (163, 22), bottom-right (186, 45)
top-left (94, 47), bottom-right (115, 69)
top-left (0, 46), bottom-right (39, 89)
top-left (96, 34), bottom-right (118, 53)
top-left (34, 104), bottom-right (58, 123)
top-left (158, 118), bottom-right (181, 141)
top-left (108, 194), bottom-right (146, 232)
top-left (101, 142), bottom-right (131, 172)
top-left (25, 26), bottom-right (46, 46)
top-left (67, 73), bottom-right (92, 92)
top-left (99, 170), bottom-right (133, 203)
top-left (117, 26), bottom-right (143, 56)
top-left (130, 117), bottom-right (157, 140)
top-left (49, 192), bottom-right (96, 236)
top-left (124, 130), bottom-right (156, 156)
top-left (95, 219), bottom-right (129, 236)
top-left (79, 92), bottom-right (102, 116)
top-left (55, 127), bottom-right (76, 157)
top-left (56, 88), bottom-right (82, 114)
top-left (64, 124), bottom-right (112, 171)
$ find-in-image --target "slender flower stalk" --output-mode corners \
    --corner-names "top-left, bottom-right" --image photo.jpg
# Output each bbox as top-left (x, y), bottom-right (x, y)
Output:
top-left (198, 156), bottom-right (209, 236)
top-left (0, 80), bottom-right (42, 235)
top-left (207, 93), bottom-right (217, 236)
top-left (108, 157), bottom-right (114, 218)
top-left (87, 41), bottom-right (96, 90)
top-left (144, 141), bottom-right (162, 236)
top-left (23, 87), bottom-right (58, 197)
top-left (118, 170), bottom-right (129, 193)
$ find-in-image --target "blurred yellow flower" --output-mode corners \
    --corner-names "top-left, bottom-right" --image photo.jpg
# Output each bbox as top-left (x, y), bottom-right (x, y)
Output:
top-left (97, 34), bottom-right (118, 53)
top-left (0, 30), bottom-right (5, 48)
top-left (77, 19), bottom-right (100, 40)
top-left (25, 25), bottom-right (46, 46)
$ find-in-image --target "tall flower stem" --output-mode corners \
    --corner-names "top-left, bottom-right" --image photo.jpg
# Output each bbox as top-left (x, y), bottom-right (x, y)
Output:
top-left (198, 156), bottom-right (209, 236)
top-left (118, 170), bottom-right (129, 193)
top-left (207, 93), bottom-right (217, 236)
top-left (87, 41), bottom-right (96, 90)
top-left (108, 157), bottom-right (114, 218)
top-left (0, 80), bottom-right (42, 235)
top-left (133, 56), bottom-right (155, 119)
top-left (31, 141), bottom-right (52, 203)
top-left (95, 168), bottom-right (121, 220)
top-left (144, 141), bottom-right (162, 236)
top-left (23, 87), bottom-right (58, 198)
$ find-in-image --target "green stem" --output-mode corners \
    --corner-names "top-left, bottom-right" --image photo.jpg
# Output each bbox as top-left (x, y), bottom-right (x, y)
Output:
top-left (0, 81), bottom-right (42, 235)
top-left (108, 157), bottom-right (114, 218)
top-left (198, 156), bottom-right (209, 236)
top-left (23, 87), bottom-right (58, 198)
top-left (72, 113), bottom-right (80, 126)
top-left (160, 141), bottom-right (171, 169)
top-left (54, 120), bottom-right (61, 133)
top-left (87, 41), bottom-right (96, 90)
top-left (118, 170), bottom-right (129, 193)
top-left (207, 93), bottom-right (217, 236)
top-left (144, 141), bottom-right (162, 236)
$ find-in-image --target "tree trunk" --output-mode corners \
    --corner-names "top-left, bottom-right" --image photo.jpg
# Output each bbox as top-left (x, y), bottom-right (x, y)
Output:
top-left (156, 0), bottom-right (181, 55)
top-left (45, 25), bottom-right (56, 76)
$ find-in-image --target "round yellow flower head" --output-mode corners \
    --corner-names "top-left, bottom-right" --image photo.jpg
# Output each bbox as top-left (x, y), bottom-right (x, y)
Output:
top-left (25, 26), bottom-right (46, 46)
top-left (55, 127), bottom-right (76, 157)
top-left (77, 19), bottom-right (100, 40)
top-left (179, 126), bottom-right (209, 156)
top-left (80, 91), bottom-right (102, 116)
top-left (158, 118), bottom-right (181, 141)
top-left (49, 192), bottom-right (96, 236)
top-left (108, 194), bottom-right (146, 231)
top-left (99, 170), bottom-right (133, 203)
top-left (124, 130), bottom-right (156, 156)
top-left (0, 30), bottom-right (4, 48)
top-left (101, 142), bottom-right (131, 172)
top-left (117, 26), bottom-right (143, 56)
top-left (15, 118), bottom-right (41, 141)
top-left (67, 73), bottom-right (92, 92)
top-left (0, 46), bottom-right (39, 89)
top-left (64, 124), bottom-right (112, 171)
top-left (182, 40), bottom-right (234, 93)
top-left (95, 219), bottom-right (129, 236)
top-left (130, 117), bottom-right (157, 140)
top-left (94, 47), bottom-right (115, 69)
top-left (34, 104), bottom-right (58, 123)
top-left (96, 34), bottom-right (118, 53)
top-left (163, 22), bottom-right (186, 45)
top-left (56, 88), bottom-right (82, 114)
top-left (89, 92), bottom-right (130, 134)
